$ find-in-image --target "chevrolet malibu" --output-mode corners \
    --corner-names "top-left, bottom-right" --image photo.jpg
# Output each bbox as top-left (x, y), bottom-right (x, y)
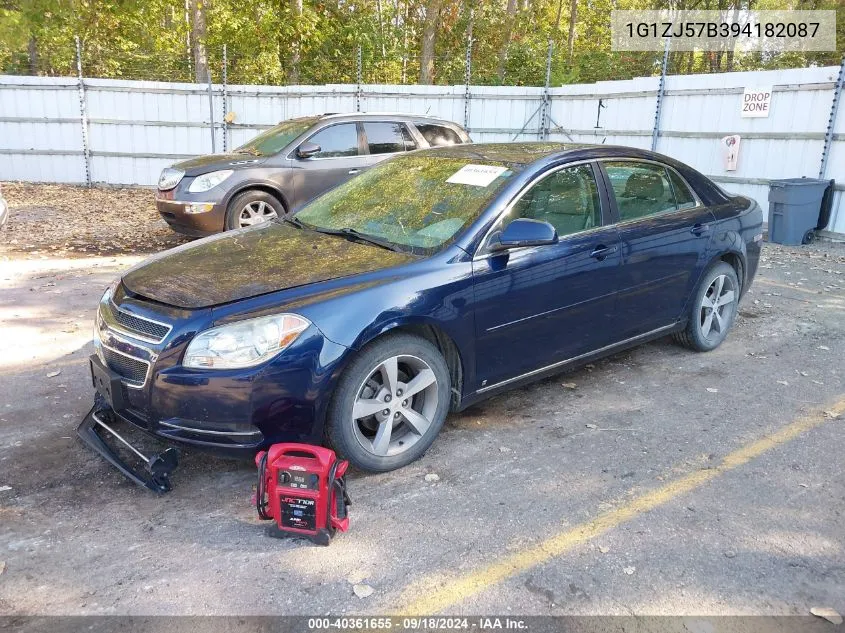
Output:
top-left (81, 143), bottom-right (762, 481)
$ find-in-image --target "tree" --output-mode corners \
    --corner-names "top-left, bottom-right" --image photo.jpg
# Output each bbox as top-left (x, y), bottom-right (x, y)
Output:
top-left (566, 0), bottom-right (576, 64)
top-left (191, 0), bottom-right (208, 82)
top-left (285, 0), bottom-right (303, 84)
top-left (419, 0), bottom-right (441, 84)
top-left (496, 0), bottom-right (518, 82)
top-left (1, 0), bottom-right (843, 87)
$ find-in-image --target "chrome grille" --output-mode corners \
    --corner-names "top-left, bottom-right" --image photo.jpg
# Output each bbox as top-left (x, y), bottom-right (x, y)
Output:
top-left (111, 305), bottom-right (171, 343)
top-left (102, 345), bottom-right (149, 387)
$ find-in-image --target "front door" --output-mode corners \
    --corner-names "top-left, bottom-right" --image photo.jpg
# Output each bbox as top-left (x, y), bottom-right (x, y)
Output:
top-left (599, 160), bottom-right (716, 338)
top-left (290, 122), bottom-right (368, 208)
top-left (472, 162), bottom-right (621, 391)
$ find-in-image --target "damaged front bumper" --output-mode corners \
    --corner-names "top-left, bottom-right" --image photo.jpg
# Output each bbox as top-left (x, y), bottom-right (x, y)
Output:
top-left (77, 407), bottom-right (179, 494)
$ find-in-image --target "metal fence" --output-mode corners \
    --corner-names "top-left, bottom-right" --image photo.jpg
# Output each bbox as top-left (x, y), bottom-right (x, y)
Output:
top-left (1, 55), bottom-right (844, 235)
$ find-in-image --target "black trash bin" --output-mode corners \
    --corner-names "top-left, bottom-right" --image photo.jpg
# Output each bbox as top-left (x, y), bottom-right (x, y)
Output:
top-left (768, 178), bottom-right (835, 245)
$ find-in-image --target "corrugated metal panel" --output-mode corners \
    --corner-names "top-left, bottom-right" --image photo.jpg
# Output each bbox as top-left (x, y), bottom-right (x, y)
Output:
top-left (0, 68), bottom-right (843, 235)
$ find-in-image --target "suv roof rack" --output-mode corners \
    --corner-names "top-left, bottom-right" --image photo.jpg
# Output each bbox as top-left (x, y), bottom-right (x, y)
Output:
top-left (319, 111), bottom-right (447, 120)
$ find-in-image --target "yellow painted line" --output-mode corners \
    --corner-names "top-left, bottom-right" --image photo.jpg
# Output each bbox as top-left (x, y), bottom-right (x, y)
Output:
top-left (395, 397), bottom-right (845, 615)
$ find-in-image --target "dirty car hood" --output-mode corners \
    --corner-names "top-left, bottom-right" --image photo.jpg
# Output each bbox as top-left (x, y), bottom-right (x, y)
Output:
top-left (121, 223), bottom-right (417, 309)
top-left (174, 153), bottom-right (267, 176)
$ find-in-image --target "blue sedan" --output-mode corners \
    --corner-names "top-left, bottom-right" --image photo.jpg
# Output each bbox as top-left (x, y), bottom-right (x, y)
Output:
top-left (81, 143), bottom-right (763, 478)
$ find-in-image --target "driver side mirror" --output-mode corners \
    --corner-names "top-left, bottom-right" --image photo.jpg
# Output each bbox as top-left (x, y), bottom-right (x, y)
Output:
top-left (489, 218), bottom-right (558, 252)
top-left (297, 142), bottom-right (321, 159)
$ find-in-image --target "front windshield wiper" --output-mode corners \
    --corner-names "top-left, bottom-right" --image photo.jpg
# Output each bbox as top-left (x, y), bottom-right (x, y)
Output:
top-left (234, 148), bottom-right (262, 156)
top-left (311, 226), bottom-right (403, 252)
top-left (282, 216), bottom-right (306, 229)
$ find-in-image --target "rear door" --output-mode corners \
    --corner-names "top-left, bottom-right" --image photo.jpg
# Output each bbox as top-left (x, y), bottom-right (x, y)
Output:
top-left (599, 160), bottom-right (716, 338)
top-left (472, 162), bottom-right (621, 390)
top-left (290, 122), bottom-right (367, 207)
top-left (359, 121), bottom-right (418, 169)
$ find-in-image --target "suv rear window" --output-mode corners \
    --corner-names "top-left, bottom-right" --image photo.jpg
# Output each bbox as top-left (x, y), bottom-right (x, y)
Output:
top-left (416, 124), bottom-right (463, 147)
top-left (363, 122), bottom-right (416, 154)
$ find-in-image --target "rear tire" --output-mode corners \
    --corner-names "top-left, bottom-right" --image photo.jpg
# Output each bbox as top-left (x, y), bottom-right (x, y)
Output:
top-left (325, 334), bottom-right (451, 472)
top-left (225, 190), bottom-right (285, 230)
top-left (673, 261), bottom-right (740, 352)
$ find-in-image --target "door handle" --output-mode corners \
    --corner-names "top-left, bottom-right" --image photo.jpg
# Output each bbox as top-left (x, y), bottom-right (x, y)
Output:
top-left (691, 223), bottom-right (710, 236)
top-left (590, 244), bottom-right (618, 260)
top-left (348, 169), bottom-right (360, 175)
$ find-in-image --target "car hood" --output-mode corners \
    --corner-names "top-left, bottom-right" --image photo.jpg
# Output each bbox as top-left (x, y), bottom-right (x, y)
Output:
top-left (173, 153), bottom-right (268, 176)
top-left (120, 223), bottom-right (417, 309)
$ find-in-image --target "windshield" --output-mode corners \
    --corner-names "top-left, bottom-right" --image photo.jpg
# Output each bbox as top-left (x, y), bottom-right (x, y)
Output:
top-left (294, 155), bottom-right (519, 252)
top-left (235, 118), bottom-right (316, 156)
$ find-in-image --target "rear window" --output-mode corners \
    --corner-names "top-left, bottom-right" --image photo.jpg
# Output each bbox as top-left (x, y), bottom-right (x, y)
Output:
top-left (603, 161), bottom-right (677, 222)
top-left (416, 124), bottom-right (463, 147)
top-left (364, 122), bottom-right (416, 154)
top-left (667, 169), bottom-right (698, 209)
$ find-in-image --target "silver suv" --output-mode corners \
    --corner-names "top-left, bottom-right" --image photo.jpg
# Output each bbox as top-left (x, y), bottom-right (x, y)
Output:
top-left (156, 112), bottom-right (471, 236)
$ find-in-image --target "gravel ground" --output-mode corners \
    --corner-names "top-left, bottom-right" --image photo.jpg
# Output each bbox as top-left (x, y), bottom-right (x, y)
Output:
top-left (0, 185), bottom-right (844, 621)
top-left (0, 183), bottom-right (190, 257)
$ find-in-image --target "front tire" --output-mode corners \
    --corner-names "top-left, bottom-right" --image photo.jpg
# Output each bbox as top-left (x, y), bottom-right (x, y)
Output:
top-left (225, 190), bottom-right (285, 230)
top-left (674, 261), bottom-right (740, 352)
top-left (326, 334), bottom-right (451, 472)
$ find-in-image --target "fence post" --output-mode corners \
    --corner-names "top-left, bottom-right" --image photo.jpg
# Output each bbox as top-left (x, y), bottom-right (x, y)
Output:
top-left (819, 53), bottom-right (845, 179)
top-left (356, 45), bottom-right (363, 112)
top-left (463, 17), bottom-right (473, 132)
top-left (74, 36), bottom-right (92, 187)
top-left (206, 69), bottom-right (217, 153)
top-left (222, 44), bottom-right (229, 153)
top-left (538, 39), bottom-right (553, 140)
top-left (651, 37), bottom-right (670, 152)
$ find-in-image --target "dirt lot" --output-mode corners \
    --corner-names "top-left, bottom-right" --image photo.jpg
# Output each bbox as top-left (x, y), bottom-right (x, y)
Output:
top-left (0, 184), bottom-right (189, 257)
top-left (1, 185), bottom-right (844, 619)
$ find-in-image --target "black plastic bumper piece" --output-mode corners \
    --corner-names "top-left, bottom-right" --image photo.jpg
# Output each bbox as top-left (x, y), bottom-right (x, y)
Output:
top-left (77, 406), bottom-right (179, 494)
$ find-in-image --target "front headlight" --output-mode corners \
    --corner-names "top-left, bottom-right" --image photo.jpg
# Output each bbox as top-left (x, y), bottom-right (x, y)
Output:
top-left (187, 170), bottom-right (233, 193)
top-left (183, 314), bottom-right (310, 369)
top-left (93, 281), bottom-right (117, 361)
top-left (158, 167), bottom-right (185, 190)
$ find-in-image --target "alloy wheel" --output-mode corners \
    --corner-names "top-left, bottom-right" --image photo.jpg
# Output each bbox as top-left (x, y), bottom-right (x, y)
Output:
top-left (238, 201), bottom-right (278, 227)
top-left (698, 273), bottom-right (736, 342)
top-left (351, 355), bottom-right (439, 457)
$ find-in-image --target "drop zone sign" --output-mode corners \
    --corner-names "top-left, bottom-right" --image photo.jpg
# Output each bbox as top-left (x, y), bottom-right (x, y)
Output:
top-left (741, 87), bottom-right (772, 118)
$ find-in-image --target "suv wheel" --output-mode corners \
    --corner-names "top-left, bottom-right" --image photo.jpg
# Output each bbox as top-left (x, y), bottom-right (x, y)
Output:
top-left (225, 190), bottom-right (285, 230)
top-left (326, 334), bottom-right (451, 472)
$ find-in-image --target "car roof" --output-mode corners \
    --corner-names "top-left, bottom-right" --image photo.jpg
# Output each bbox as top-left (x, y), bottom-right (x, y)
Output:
top-left (421, 142), bottom-right (588, 165)
top-left (418, 142), bottom-right (695, 168)
top-left (317, 112), bottom-right (461, 125)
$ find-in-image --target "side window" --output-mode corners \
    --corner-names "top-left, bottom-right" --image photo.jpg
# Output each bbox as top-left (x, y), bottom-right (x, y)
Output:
top-left (416, 123), bottom-right (463, 147)
top-left (604, 161), bottom-right (677, 222)
top-left (667, 169), bottom-right (698, 209)
top-left (307, 124), bottom-right (359, 158)
top-left (363, 122), bottom-right (416, 154)
top-left (502, 164), bottom-right (602, 238)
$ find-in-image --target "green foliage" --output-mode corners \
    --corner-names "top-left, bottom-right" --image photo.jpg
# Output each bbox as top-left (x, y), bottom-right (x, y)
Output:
top-left (0, 0), bottom-right (842, 85)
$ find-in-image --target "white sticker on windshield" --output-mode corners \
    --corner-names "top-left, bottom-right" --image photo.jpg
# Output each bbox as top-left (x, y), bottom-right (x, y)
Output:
top-left (446, 164), bottom-right (508, 187)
